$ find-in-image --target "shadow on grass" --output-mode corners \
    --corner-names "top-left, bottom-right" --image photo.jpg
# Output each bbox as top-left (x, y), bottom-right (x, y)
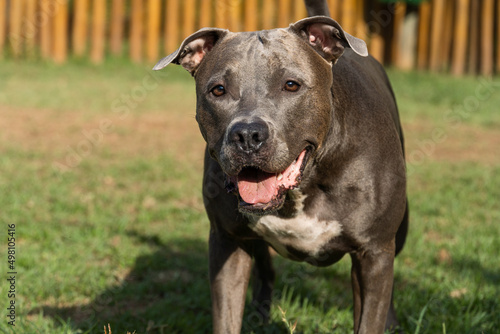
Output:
top-left (393, 255), bottom-right (500, 334)
top-left (31, 230), bottom-right (213, 333)
top-left (30, 229), bottom-right (500, 334)
top-left (31, 230), bottom-right (312, 333)
top-left (450, 257), bottom-right (500, 284)
top-left (28, 228), bottom-right (354, 333)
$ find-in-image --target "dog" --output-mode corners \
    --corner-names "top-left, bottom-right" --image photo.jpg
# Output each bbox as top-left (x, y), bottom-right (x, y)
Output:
top-left (154, 0), bottom-right (408, 332)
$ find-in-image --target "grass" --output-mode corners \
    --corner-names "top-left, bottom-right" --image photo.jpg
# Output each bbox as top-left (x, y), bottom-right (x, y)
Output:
top-left (387, 69), bottom-right (500, 128)
top-left (0, 58), bottom-right (498, 333)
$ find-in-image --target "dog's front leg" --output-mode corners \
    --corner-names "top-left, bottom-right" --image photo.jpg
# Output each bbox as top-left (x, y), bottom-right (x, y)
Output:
top-left (209, 229), bottom-right (252, 334)
top-left (350, 241), bottom-right (396, 334)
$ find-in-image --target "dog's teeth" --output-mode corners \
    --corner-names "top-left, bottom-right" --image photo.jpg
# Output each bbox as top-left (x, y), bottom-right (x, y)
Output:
top-left (277, 173), bottom-right (283, 181)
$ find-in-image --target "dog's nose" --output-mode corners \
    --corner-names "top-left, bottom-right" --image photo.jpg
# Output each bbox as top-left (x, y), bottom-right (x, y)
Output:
top-left (229, 121), bottom-right (269, 153)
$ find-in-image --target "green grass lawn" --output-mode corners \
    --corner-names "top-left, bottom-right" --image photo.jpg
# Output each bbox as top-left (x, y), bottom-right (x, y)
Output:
top-left (0, 59), bottom-right (499, 334)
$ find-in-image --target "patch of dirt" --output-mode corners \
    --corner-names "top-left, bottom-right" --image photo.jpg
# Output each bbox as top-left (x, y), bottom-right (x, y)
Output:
top-left (403, 120), bottom-right (500, 165)
top-left (0, 105), bottom-right (205, 164)
top-left (1, 106), bottom-right (498, 166)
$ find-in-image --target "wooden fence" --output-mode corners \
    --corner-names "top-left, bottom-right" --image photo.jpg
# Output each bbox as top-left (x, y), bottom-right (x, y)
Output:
top-left (0, 0), bottom-right (499, 76)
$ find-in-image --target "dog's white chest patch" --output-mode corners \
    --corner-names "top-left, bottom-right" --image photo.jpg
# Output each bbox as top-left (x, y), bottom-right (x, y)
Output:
top-left (248, 192), bottom-right (342, 259)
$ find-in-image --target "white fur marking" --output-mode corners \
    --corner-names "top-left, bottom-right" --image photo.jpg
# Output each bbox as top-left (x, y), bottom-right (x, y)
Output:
top-left (248, 191), bottom-right (343, 259)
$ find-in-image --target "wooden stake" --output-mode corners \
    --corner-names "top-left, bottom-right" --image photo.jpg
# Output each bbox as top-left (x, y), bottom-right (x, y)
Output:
top-left (110, 0), bottom-right (125, 56)
top-left (199, 0), bottom-right (212, 28)
top-left (72, 0), bottom-right (89, 57)
top-left (40, 0), bottom-right (53, 59)
top-left (130, 0), bottom-right (143, 62)
top-left (497, 0), bottom-right (500, 74)
top-left (278, 0), bottom-right (291, 28)
top-left (24, 0), bottom-right (36, 58)
top-left (245, 0), bottom-right (258, 31)
top-left (368, 0), bottom-right (385, 64)
top-left (468, 0), bottom-right (479, 75)
top-left (0, 0), bottom-right (5, 57)
top-left (341, 0), bottom-right (356, 35)
top-left (451, 0), bottom-right (469, 76)
top-left (90, 0), bottom-right (106, 64)
top-left (417, 1), bottom-right (431, 70)
top-left (328, 0), bottom-right (339, 19)
top-left (53, 0), bottom-right (68, 63)
top-left (398, 10), bottom-right (418, 71)
top-left (215, 0), bottom-right (228, 29)
top-left (165, 0), bottom-right (180, 54)
top-left (391, 2), bottom-right (406, 67)
top-left (183, 0), bottom-right (196, 35)
top-left (8, 0), bottom-right (23, 57)
top-left (293, 0), bottom-right (307, 21)
top-left (441, 0), bottom-right (454, 71)
top-left (481, 0), bottom-right (494, 76)
top-left (355, 0), bottom-right (366, 39)
top-left (228, 0), bottom-right (241, 31)
top-left (147, 0), bottom-right (161, 63)
top-left (429, 0), bottom-right (446, 71)
top-left (262, 0), bottom-right (275, 30)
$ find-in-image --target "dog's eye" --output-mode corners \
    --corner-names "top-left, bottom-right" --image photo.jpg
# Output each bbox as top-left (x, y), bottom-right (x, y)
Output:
top-left (211, 85), bottom-right (226, 97)
top-left (284, 81), bottom-right (300, 92)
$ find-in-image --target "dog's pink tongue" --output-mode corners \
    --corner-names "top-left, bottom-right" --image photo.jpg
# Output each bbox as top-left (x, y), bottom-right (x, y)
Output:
top-left (237, 169), bottom-right (277, 205)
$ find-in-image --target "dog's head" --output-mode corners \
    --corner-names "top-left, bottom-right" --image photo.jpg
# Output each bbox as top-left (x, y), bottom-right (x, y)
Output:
top-left (154, 17), bottom-right (367, 215)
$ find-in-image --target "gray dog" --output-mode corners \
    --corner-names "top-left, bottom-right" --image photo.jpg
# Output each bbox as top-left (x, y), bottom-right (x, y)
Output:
top-left (154, 0), bottom-right (408, 332)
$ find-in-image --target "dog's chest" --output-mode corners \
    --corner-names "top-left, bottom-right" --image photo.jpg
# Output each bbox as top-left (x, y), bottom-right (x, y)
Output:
top-left (247, 192), bottom-right (343, 260)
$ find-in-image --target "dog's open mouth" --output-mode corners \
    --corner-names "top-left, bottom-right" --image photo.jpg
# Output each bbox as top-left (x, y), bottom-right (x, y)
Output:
top-left (225, 149), bottom-right (310, 214)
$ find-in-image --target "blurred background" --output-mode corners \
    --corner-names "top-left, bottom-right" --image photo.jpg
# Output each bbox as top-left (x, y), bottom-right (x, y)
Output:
top-left (1, 0), bottom-right (500, 75)
top-left (0, 1), bottom-right (499, 334)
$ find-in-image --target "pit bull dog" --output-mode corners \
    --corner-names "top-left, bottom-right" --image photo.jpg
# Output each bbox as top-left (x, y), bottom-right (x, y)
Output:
top-left (153, 1), bottom-right (408, 332)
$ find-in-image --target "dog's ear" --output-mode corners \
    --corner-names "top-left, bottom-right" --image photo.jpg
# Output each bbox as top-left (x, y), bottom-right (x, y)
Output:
top-left (289, 16), bottom-right (368, 63)
top-left (153, 28), bottom-right (229, 75)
